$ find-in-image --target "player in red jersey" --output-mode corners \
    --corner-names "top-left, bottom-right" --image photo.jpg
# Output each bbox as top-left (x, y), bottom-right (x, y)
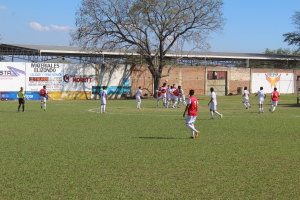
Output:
top-left (183, 89), bottom-right (200, 139)
top-left (269, 87), bottom-right (280, 113)
top-left (160, 83), bottom-right (167, 106)
top-left (155, 89), bottom-right (162, 106)
top-left (172, 87), bottom-right (179, 108)
top-left (39, 85), bottom-right (48, 111)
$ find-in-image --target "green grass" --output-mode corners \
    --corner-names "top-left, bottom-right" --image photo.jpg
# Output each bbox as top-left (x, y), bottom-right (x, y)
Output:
top-left (0, 94), bottom-right (300, 199)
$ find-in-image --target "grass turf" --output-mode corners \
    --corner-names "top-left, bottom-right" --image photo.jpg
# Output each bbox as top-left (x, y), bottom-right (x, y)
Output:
top-left (0, 94), bottom-right (300, 199)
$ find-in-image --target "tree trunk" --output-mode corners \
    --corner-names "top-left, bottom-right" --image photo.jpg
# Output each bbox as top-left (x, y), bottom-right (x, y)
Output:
top-left (153, 74), bottom-right (161, 98)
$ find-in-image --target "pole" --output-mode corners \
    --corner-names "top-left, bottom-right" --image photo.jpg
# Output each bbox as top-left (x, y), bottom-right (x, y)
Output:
top-left (296, 80), bottom-right (299, 104)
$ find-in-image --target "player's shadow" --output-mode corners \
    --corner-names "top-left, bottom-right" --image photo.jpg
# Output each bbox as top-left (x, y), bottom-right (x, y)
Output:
top-left (279, 104), bottom-right (300, 108)
top-left (134, 136), bottom-right (176, 139)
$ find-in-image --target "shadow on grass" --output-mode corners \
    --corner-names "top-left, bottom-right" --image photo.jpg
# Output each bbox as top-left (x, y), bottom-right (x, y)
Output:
top-left (279, 104), bottom-right (300, 108)
top-left (134, 136), bottom-right (177, 139)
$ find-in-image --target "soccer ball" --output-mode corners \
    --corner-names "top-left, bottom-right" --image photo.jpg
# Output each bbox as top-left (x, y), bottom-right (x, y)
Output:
top-left (165, 79), bottom-right (168, 82)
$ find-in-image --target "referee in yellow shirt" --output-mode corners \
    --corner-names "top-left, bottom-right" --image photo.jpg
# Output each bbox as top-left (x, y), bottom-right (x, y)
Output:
top-left (17, 87), bottom-right (25, 112)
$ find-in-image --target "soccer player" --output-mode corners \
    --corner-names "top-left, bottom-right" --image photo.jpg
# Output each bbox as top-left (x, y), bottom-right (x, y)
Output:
top-left (178, 86), bottom-right (187, 107)
top-left (242, 86), bottom-right (251, 109)
top-left (183, 89), bottom-right (200, 139)
top-left (160, 83), bottom-right (167, 106)
top-left (208, 87), bottom-right (223, 119)
top-left (99, 86), bottom-right (108, 113)
top-left (136, 86), bottom-right (142, 109)
top-left (255, 87), bottom-right (267, 113)
top-left (155, 89), bottom-right (162, 106)
top-left (269, 87), bottom-right (280, 113)
top-left (172, 86), bottom-right (179, 108)
top-left (39, 85), bottom-right (48, 111)
top-left (166, 85), bottom-right (172, 108)
top-left (17, 86), bottom-right (25, 112)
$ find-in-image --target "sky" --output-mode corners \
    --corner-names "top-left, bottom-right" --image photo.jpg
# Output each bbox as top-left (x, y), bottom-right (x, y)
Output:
top-left (0, 0), bottom-right (299, 54)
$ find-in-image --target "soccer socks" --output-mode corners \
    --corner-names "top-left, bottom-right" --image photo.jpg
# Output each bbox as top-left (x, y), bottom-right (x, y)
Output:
top-left (243, 103), bottom-right (247, 108)
top-left (157, 100), bottom-right (159, 106)
top-left (210, 111), bottom-right (213, 119)
top-left (259, 108), bottom-right (261, 112)
top-left (137, 102), bottom-right (141, 108)
top-left (103, 105), bottom-right (106, 112)
top-left (44, 104), bottom-right (46, 110)
top-left (247, 103), bottom-right (250, 107)
top-left (272, 106), bottom-right (276, 112)
top-left (215, 111), bottom-right (222, 116)
top-left (173, 101), bottom-right (178, 108)
top-left (166, 101), bottom-right (169, 108)
top-left (186, 123), bottom-right (198, 136)
top-left (22, 105), bottom-right (25, 112)
top-left (100, 105), bottom-right (103, 112)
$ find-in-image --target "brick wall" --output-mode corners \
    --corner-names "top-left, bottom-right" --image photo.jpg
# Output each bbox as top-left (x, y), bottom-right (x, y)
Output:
top-left (229, 67), bottom-right (250, 94)
top-left (129, 66), bottom-right (300, 97)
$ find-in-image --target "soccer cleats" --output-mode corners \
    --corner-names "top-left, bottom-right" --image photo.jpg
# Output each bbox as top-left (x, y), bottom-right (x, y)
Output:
top-left (196, 131), bottom-right (200, 137)
top-left (190, 136), bottom-right (195, 139)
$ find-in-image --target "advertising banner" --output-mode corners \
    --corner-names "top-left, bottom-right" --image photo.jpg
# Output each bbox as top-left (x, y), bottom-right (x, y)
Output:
top-left (26, 63), bottom-right (63, 91)
top-left (0, 62), bottom-right (26, 91)
top-left (48, 91), bottom-right (91, 100)
top-left (62, 64), bottom-right (95, 92)
top-left (252, 73), bottom-right (294, 94)
top-left (0, 92), bottom-right (18, 100)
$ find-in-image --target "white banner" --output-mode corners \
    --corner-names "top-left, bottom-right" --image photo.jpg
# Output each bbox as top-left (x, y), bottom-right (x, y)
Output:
top-left (252, 73), bottom-right (294, 94)
top-left (26, 63), bottom-right (63, 91)
top-left (62, 63), bottom-right (95, 91)
top-left (0, 62), bottom-right (26, 91)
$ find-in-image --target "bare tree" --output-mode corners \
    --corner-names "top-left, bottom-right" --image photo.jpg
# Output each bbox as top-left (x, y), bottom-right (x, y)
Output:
top-left (71, 0), bottom-right (225, 95)
top-left (283, 11), bottom-right (300, 51)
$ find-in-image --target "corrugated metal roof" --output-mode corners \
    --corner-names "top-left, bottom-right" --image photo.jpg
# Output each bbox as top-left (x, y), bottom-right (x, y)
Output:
top-left (1, 43), bottom-right (300, 61)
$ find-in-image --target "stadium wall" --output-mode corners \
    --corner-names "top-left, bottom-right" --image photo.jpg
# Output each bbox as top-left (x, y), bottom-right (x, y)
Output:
top-left (129, 66), bottom-right (299, 96)
top-left (1, 62), bottom-right (299, 100)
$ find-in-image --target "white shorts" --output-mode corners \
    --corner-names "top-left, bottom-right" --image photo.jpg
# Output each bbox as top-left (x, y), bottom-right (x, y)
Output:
top-left (243, 98), bottom-right (249, 103)
top-left (174, 96), bottom-right (178, 101)
top-left (40, 97), bottom-right (46, 103)
top-left (161, 93), bottom-right (166, 98)
top-left (180, 95), bottom-right (185, 101)
top-left (157, 97), bottom-right (162, 101)
top-left (101, 98), bottom-right (106, 105)
top-left (171, 95), bottom-right (175, 100)
top-left (186, 115), bottom-right (197, 124)
top-left (136, 96), bottom-right (141, 102)
top-left (167, 94), bottom-right (171, 101)
top-left (210, 103), bottom-right (216, 111)
top-left (258, 98), bottom-right (264, 104)
top-left (272, 101), bottom-right (278, 106)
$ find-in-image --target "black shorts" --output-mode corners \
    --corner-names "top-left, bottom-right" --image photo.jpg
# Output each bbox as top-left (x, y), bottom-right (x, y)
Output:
top-left (19, 98), bottom-right (25, 104)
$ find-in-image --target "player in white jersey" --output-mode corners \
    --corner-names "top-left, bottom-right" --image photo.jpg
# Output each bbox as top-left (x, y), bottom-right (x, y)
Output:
top-left (242, 86), bottom-right (251, 109)
top-left (136, 86), bottom-right (142, 109)
top-left (255, 86), bottom-right (267, 113)
top-left (99, 86), bottom-right (108, 113)
top-left (177, 86), bottom-right (187, 107)
top-left (208, 87), bottom-right (223, 119)
top-left (166, 85), bottom-right (172, 108)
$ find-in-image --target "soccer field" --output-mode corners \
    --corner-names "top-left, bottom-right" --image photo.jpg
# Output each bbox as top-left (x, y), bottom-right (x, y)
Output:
top-left (0, 94), bottom-right (300, 199)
